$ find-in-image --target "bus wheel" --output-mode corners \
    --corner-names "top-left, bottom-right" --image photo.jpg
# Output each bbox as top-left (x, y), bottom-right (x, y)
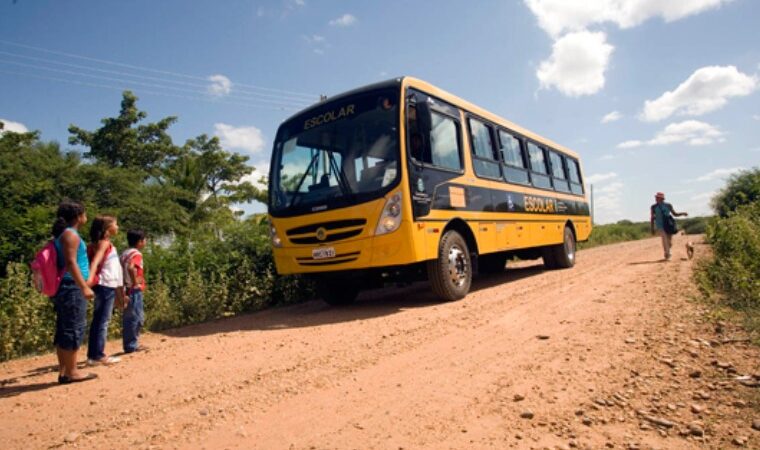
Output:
top-left (546, 226), bottom-right (576, 269)
top-left (427, 230), bottom-right (472, 301)
top-left (315, 277), bottom-right (359, 306)
top-left (542, 248), bottom-right (557, 269)
top-left (479, 253), bottom-right (507, 274)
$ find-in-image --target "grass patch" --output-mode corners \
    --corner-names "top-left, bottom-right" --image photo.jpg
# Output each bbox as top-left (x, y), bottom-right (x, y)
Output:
top-left (693, 203), bottom-right (760, 345)
top-left (580, 216), bottom-right (709, 250)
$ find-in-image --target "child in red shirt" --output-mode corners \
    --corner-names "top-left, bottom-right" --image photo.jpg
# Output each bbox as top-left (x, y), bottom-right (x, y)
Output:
top-left (121, 229), bottom-right (147, 353)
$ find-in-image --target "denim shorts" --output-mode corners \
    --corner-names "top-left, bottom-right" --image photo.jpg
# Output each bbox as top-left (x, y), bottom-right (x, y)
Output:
top-left (53, 280), bottom-right (88, 350)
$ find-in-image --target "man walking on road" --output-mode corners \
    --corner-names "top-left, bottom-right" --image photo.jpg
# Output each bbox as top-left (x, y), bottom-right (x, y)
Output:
top-left (650, 192), bottom-right (688, 260)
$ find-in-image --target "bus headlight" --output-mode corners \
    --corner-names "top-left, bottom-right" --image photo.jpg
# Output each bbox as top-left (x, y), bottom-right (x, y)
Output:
top-left (375, 192), bottom-right (402, 236)
top-left (270, 225), bottom-right (283, 247)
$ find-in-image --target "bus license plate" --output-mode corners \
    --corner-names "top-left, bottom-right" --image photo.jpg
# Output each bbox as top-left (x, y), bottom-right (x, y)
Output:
top-left (312, 247), bottom-right (336, 260)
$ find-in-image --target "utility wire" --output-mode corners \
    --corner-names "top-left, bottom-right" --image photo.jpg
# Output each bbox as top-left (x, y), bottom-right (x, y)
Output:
top-left (0, 68), bottom-right (303, 112)
top-left (0, 39), bottom-right (317, 99)
top-left (0, 49), bottom-right (317, 104)
top-left (0, 58), bottom-right (311, 109)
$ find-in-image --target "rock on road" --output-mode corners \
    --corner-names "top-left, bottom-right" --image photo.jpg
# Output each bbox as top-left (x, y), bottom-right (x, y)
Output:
top-left (1, 236), bottom-right (758, 449)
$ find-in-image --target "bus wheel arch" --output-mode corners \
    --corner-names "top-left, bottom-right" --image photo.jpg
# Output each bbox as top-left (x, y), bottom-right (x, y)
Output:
top-left (543, 222), bottom-right (577, 269)
top-left (427, 219), bottom-right (475, 301)
top-left (444, 218), bottom-right (478, 257)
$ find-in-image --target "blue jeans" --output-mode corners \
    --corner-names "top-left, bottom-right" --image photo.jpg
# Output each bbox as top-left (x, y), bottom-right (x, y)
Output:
top-left (53, 280), bottom-right (88, 350)
top-left (87, 285), bottom-right (116, 360)
top-left (123, 289), bottom-right (144, 353)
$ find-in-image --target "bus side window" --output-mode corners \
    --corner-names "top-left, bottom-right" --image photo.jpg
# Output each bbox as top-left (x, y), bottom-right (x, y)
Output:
top-left (566, 157), bottom-right (584, 195)
top-left (527, 142), bottom-right (551, 190)
top-left (407, 105), bottom-right (430, 164)
top-left (498, 129), bottom-right (530, 185)
top-left (549, 150), bottom-right (570, 193)
top-left (429, 112), bottom-right (463, 171)
top-left (468, 117), bottom-right (501, 179)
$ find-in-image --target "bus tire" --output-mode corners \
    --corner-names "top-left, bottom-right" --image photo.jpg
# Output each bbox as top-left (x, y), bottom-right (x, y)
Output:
top-left (315, 277), bottom-right (359, 306)
top-left (542, 248), bottom-right (558, 269)
top-left (427, 230), bottom-right (472, 301)
top-left (548, 226), bottom-right (576, 269)
top-left (479, 253), bottom-right (507, 274)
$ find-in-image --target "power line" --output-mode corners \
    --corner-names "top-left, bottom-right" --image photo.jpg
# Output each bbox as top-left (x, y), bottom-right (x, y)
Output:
top-left (0, 68), bottom-right (303, 112)
top-left (0, 39), bottom-right (317, 99)
top-left (0, 58), bottom-right (311, 109)
top-left (0, 49), bottom-right (317, 104)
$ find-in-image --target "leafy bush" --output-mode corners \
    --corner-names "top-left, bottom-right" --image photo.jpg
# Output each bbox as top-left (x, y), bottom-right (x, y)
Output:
top-left (579, 220), bottom-right (650, 249)
top-left (698, 203), bottom-right (760, 309)
top-left (0, 263), bottom-right (55, 361)
top-left (711, 168), bottom-right (760, 217)
top-left (695, 202), bottom-right (760, 338)
top-left (678, 216), bottom-right (709, 235)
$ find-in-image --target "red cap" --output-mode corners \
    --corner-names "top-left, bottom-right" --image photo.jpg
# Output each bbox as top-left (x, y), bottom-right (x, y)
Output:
top-left (655, 192), bottom-right (665, 199)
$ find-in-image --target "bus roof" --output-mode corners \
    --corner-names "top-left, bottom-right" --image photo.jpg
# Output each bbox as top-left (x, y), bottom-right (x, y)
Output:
top-left (280, 76), bottom-right (581, 159)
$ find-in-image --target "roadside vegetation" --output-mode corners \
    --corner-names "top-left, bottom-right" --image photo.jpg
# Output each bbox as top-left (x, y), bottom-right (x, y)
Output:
top-left (693, 168), bottom-right (760, 343)
top-left (0, 93), bottom-right (312, 361)
top-left (579, 216), bottom-right (708, 250)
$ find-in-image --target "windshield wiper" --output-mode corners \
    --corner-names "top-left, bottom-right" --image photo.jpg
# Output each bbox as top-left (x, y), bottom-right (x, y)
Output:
top-left (288, 151), bottom-right (320, 208)
top-left (328, 151), bottom-right (352, 197)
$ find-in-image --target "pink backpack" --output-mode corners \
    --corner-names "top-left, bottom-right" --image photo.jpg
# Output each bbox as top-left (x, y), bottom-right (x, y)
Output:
top-left (30, 240), bottom-right (64, 297)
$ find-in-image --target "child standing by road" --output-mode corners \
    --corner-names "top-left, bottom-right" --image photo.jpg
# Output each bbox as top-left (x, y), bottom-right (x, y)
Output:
top-left (51, 200), bottom-right (97, 383)
top-left (121, 229), bottom-right (147, 353)
top-left (86, 215), bottom-right (123, 365)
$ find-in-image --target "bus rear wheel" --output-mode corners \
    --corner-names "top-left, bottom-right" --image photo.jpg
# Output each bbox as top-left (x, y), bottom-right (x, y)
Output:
top-left (315, 276), bottom-right (359, 306)
top-left (427, 230), bottom-right (472, 301)
top-left (543, 226), bottom-right (576, 269)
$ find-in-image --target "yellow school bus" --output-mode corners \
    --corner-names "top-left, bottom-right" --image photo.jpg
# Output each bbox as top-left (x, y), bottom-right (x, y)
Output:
top-left (268, 77), bottom-right (591, 304)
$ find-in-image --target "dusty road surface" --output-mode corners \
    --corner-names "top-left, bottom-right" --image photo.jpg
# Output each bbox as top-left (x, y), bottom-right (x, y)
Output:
top-left (1, 236), bottom-right (758, 450)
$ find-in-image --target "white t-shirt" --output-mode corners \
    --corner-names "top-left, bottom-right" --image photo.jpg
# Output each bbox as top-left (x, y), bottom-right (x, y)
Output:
top-left (98, 245), bottom-right (124, 288)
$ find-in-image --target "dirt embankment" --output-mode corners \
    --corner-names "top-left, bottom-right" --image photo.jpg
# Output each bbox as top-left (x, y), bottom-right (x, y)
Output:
top-left (1, 235), bottom-right (758, 450)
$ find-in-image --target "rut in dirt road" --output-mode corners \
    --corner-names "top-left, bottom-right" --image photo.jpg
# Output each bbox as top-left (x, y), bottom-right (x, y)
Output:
top-left (1, 236), bottom-right (758, 450)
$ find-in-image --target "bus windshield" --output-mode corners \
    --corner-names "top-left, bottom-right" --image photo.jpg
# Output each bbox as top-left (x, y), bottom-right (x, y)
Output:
top-left (269, 88), bottom-right (400, 216)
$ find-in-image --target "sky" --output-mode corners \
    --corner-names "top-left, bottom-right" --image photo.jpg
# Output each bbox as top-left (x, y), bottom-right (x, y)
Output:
top-left (1, 0), bottom-right (759, 224)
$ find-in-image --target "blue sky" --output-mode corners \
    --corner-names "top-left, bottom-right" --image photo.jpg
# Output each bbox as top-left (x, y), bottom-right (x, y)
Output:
top-left (1, 0), bottom-right (759, 223)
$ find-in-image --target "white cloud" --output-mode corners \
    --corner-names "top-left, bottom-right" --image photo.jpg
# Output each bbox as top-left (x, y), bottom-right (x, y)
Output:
top-left (691, 191), bottom-right (716, 202)
top-left (207, 74), bottom-right (232, 97)
top-left (536, 31), bottom-right (614, 97)
top-left (641, 66), bottom-right (758, 122)
top-left (303, 35), bottom-right (328, 54)
top-left (0, 118), bottom-right (28, 134)
top-left (586, 172), bottom-right (618, 184)
top-left (694, 167), bottom-right (745, 182)
top-left (242, 160), bottom-right (270, 193)
top-left (592, 181), bottom-right (625, 223)
top-left (617, 140), bottom-right (643, 149)
top-left (213, 123), bottom-right (265, 155)
top-left (599, 154), bottom-right (615, 161)
top-left (617, 120), bottom-right (725, 148)
top-left (753, 114), bottom-right (760, 121)
top-left (524, 0), bottom-right (733, 38)
top-left (329, 13), bottom-right (356, 27)
top-left (601, 111), bottom-right (622, 123)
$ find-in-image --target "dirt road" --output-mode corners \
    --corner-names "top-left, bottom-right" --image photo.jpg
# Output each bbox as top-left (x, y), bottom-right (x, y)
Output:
top-left (1, 236), bottom-right (758, 449)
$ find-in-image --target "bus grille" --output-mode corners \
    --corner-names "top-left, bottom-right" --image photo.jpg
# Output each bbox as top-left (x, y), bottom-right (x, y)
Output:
top-left (286, 219), bottom-right (367, 245)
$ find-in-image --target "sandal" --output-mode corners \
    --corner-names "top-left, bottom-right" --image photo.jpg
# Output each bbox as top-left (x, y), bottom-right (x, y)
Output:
top-left (58, 373), bottom-right (98, 384)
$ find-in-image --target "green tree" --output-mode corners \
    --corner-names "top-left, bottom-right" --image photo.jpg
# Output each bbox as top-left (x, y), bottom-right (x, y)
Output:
top-left (0, 131), bottom-right (75, 272)
top-left (68, 90), bottom-right (180, 174)
top-left (164, 134), bottom-right (265, 222)
top-left (711, 167), bottom-right (760, 217)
